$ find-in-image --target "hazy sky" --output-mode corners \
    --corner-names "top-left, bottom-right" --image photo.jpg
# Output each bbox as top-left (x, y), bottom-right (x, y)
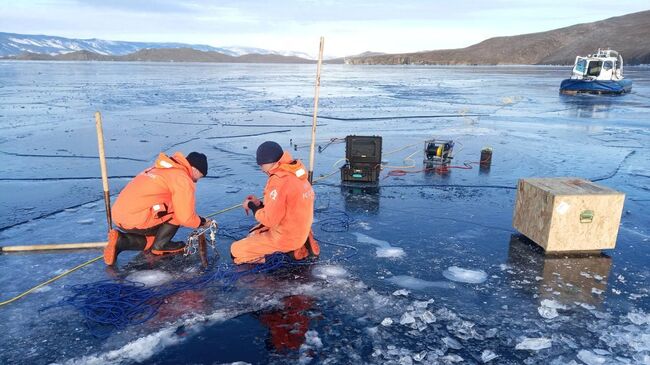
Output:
top-left (1, 0), bottom-right (648, 57)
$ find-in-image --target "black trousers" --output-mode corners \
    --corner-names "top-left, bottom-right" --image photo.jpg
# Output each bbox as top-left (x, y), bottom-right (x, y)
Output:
top-left (117, 223), bottom-right (180, 251)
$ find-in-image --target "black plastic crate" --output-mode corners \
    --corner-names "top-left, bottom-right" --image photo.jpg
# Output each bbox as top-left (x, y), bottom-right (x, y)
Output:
top-left (345, 135), bottom-right (382, 164)
top-left (341, 163), bottom-right (381, 183)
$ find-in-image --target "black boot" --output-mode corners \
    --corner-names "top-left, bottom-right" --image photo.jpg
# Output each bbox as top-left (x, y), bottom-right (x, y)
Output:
top-left (151, 223), bottom-right (185, 255)
top-left (104, 230), bottom-right (147, 265)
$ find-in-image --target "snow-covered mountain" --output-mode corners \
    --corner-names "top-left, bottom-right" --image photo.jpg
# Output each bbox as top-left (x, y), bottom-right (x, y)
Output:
top-left (0, 32), bottom-right (316, 59)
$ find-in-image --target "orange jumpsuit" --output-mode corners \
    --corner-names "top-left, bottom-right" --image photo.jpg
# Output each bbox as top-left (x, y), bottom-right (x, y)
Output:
top-left (112, 152), bottom-right (202, 231)
top-left (231, 152), bottom-right (316, 264)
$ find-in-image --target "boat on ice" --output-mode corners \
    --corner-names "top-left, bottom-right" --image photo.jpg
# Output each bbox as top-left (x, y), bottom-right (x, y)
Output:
top-left (559, 49), bottom-right (632, 95)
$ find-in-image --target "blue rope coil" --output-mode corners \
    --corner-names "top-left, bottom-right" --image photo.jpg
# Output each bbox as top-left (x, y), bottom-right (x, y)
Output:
top-left (41, 208), bottom-right (357, 337)
top-left (41, 253), bottom-right (293, 337)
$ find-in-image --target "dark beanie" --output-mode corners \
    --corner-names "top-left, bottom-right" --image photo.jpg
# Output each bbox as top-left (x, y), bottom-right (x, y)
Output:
top-left (186, 152), bottom-right (208, 176)
top-left (256, 141), bottom-right (284, 165)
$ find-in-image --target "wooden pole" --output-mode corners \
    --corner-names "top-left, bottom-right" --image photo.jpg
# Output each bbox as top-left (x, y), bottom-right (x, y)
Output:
top-left (0, 242), bottom-right (107, 253)
top-left (308, 36), bottom-right (325, 184)
top-left (94, 111), bottom-right (112, 230)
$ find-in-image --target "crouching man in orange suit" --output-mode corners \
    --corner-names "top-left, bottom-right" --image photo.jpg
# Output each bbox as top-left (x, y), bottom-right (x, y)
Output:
top-left (231, 141), bottom-right (319, 264)
top-left (104, 151), bottom-right (214, 265)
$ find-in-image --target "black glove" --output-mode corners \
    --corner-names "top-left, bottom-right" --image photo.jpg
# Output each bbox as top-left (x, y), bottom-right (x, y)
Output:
top-left (248, 200), bottom-right (264, 215)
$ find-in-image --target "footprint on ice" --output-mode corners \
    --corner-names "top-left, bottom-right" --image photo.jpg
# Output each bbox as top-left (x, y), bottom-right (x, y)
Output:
top-left (442, 266), bottom-right (488, 284)
top-left (312, 265), bottom-right (348, 280)
top-left (126, 270), bottom-right (173, 287)
top-left (387, 275), bottom-right (456, 290)
top-left (353, 232), bottom-right (405, 258)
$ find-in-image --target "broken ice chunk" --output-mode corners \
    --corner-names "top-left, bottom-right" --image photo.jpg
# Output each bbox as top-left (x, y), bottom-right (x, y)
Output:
top-left (392, 289), bottom-right (410, 297)
top-left (540, 299), bottom-right (568, 310)
top-left (381, 318), bottom-right (393, 327)
top-left (538, 299), bottom-right (566, 319)
top-left (413, 299), bottom-right (433, 308)
top-left (416, 321), bottom-right (427, 332)
top-left (578, 303), bottom-right (596, 310)
top-left (442, 336), bottom-right (463, 350)
top-left (400, 312), bottom-right (416, 325)
top-left (485, 328), bottom-right (498, 338)
top-left (538, 306), bottom-right (559, 319)
top-left (481, 350), bottom-right (498, 363)
top-left (420, 310), bottom-right (436, 324)
top-left (441, 354), bottom-right (463, 363)
top-left (413, 351), bottom-right (427, 362)
top-left (627, 310), bottom-right (650, 325)
top-left (577, 349), bottom-right (608, 365)
top-left (515, 337), bottom-right (552, 351)
top-left (398, 355), bottom-right (413, 365)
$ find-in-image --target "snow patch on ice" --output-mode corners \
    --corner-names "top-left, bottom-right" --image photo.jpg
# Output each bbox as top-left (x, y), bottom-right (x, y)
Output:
top-left (61, 327), bottom-right (180, 364)
top-left (76, 218), bottom-right (95, 225)
top-left (125, 270), bottom-right (173, 287)
top-left (61, 309), bottom-right (240, 365)
top-left (515, 337), bottom-right (552, 351)
top-left (387, 275), bottom-right (456, 290)
top-left (353, 232), bottom-right (405, 258)
top-left (376, 247), bottom-right (406, 258)
top-left (312, 265), bottom-right (348, 280)
top-left (442, 266), bottom-right (488, 284)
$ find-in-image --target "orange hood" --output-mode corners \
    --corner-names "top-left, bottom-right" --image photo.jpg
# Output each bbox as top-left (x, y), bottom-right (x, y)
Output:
top-left (154, 152), bottom-right (193, 178)
top-left (269, 151), bottom-right (308, 180)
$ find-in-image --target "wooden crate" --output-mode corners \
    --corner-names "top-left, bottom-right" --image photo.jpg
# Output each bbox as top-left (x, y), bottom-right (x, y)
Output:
top-left (513, 177), bottom-right (625, 252)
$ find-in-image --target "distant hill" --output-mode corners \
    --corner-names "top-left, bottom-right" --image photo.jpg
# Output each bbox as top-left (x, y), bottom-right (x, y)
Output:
top-left (3, 47), bottom-right (317, 64)
top-left (0, 32), bottom-right (315, 59)
top-left (347, 10), bottom-right (650, 65)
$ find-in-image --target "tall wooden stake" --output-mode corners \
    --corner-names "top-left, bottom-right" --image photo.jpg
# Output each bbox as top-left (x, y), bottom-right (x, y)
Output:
top-left (308, 36), bottom-right (325, 184)
top-left (94, 111), bottom-right (112, 231)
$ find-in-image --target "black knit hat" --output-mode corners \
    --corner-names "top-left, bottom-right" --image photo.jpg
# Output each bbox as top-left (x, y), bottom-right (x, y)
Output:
top-left (186, 152), bottom-right (208, 176)
top-left (256, 141), bottom-right (283, 165)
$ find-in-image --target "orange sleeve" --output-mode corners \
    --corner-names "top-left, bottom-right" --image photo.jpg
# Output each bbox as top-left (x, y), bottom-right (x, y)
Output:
top-left (169, 173), bottom-right (201, 228)
top-left (254, 176), bottom-right (286, 228)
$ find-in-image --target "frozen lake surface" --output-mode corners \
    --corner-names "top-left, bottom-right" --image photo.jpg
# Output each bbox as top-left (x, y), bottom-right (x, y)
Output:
top-left (0, 62), bottom-right (649, 364)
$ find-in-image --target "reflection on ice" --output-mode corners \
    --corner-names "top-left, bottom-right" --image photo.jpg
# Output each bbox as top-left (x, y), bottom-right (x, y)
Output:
top-left (507, 235), bottom-right (612, 305)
